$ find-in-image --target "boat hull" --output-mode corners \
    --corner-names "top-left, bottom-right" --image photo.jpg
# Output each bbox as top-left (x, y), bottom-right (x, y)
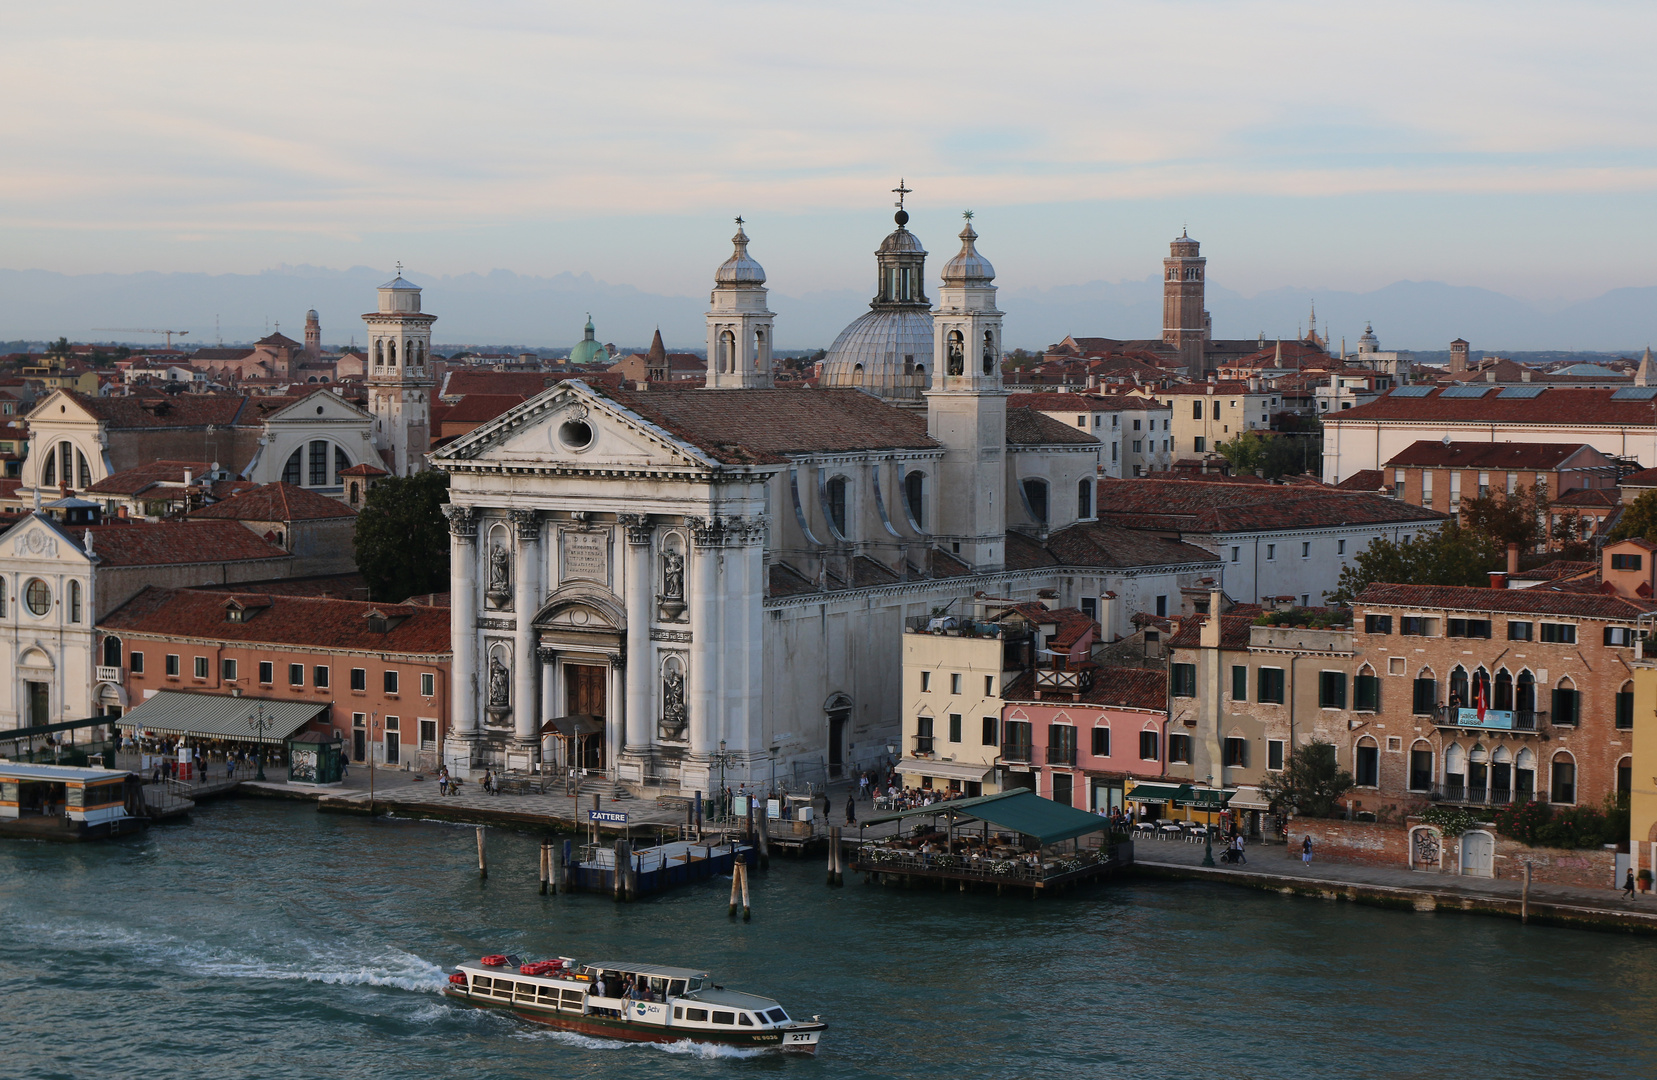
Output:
top-left (442, 988), bottom-right (824, 1054)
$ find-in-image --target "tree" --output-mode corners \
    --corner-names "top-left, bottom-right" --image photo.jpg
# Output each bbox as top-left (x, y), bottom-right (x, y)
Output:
top-left (353, 471), bottom-right (451, 602)
top-left (45, 336), bottom-right (70, 359)
top-left (1550, 511), bottom-right (1594, 560)
top-left (1459, 483), bottom-right (1548, 551)
top-left (1609, 489), bottom-right (1657, 545)
top-left (1214, 429), bottom-right (1308, 480)
top-left (1256, 739), bottom-right (1354, 819)
top-left (1325, 523), bottom-right (1501, 604)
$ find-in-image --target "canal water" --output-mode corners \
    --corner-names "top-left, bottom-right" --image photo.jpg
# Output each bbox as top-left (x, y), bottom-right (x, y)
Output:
top-left (4, 800), bottom-right (1656, 1080)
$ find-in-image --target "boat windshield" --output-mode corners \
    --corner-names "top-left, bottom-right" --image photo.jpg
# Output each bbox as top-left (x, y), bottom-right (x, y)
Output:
top-left (766, 1008), bottom-right (789, 1023)
top-left (685, 977), bottom-right (703, 993)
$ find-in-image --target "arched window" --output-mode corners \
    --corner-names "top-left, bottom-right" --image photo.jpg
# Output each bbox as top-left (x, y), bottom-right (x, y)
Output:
top-left (754, 327), bottom-right (767, 370)
top-left (77, 450), bottom-right (90, 489)
top-left (388, 340), bottom-right (398, 366)
top-left (983, 330), bottom-right (996, 375)
top-left (1516, 670), bottom-right (1536, 717)
top-left (1550, 751), bottom-right (1576, 804)
top-left (1494, 668), bottom-right (1513, 711)
top-left (1444, 744), bottom-right (1467, 799)
top-left (1553, 676), bottom-right (1580, 726)
top-left (1468, 744), bottom-right (1488, 802)
top-left (1077, 478), bottom-right (1093, 520)
top-left (1408, 739), bottom-right (1433, 791)
top-left (1515, 747), bottom-right (1537, 801)
top-left (719, 330), bottom-right (734, 374)
top-left (825, 476), bottom-right (848, 538)
top-left (283, 449), bottom-right (302, 485)
top-left (1471, 667), bottom-right (1491, 710)
top-left (1449, 665), bottom-right (1469, 710)
top-left (68, 580), bottom-right (82, 624)
top-left (1022, 478), bottom-right (1049, 525)
top-left (374, 340), bottom-right (383, 366)
top-left (904, 471), bottom-right (925, 530)
top-left (335, 445), bottom-right (350, 481)
top-left (946, 330), bottom-right (964, 376)
top-left (349, 482), bottom-right (360, 506)
top-left (852, 364), bottom-right (864, 387)
top-left (41, 449), bottom-right (55, 487)
top-left (308, 440), bottom-right (328, 486)
top-left (60, 442), bottom-right (73, 488)
top-left (1491, 745), bottom-right (1513, 804)
top-left (102, 634), bottom-right (122, 667)
top-left (1354, 736), bottom-right (1379, 786)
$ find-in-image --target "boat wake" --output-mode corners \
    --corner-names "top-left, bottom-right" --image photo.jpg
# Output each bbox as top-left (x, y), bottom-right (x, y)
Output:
top-left (654, 1039), bottom-right (772, 1060)
top-left (511, 1028), bottom-right (771, 1059)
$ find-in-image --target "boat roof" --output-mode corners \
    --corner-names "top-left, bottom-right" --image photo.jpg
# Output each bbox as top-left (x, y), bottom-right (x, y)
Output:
top-left (0, 762), bottom-right (131, 783)
top-left (683, 987), bottom-right (779, 1010)
top-left (585, 961), bottom-right (709, 980)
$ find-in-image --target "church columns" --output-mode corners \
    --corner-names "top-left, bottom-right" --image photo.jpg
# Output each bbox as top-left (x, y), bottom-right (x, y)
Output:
top-left (688, 518), bottom-right (722, 761)
top-left (443, 506), bottom-right (478, 767)
top-left (621, 515), bottom-right (654, 759)
top-left (510, 509), bottom-right (541, 746)
top-left (724, 518), bottom-right (767, 781)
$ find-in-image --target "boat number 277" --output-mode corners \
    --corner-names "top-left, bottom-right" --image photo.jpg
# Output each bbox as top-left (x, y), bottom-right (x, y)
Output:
top-left (790, 1033), bottom-right (813, 1042)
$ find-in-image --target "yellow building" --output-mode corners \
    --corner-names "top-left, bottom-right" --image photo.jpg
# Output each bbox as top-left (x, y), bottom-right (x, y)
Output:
top-left (900, 619), bottom-right (1012, 797)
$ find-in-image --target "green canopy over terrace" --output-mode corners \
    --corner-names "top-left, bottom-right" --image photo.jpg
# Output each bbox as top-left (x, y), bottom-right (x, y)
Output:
top-left (860, 789), bottom-right (1111, 846)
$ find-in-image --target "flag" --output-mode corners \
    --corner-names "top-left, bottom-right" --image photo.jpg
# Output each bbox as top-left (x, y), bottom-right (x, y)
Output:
top-left (1475, 677), bottom-right (1487, 722)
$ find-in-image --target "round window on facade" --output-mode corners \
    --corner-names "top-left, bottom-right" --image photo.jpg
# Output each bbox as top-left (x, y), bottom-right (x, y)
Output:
top-left (558, 420), bottom-right (595, 451)
top-left (24, 578), bottom-right (51, 616)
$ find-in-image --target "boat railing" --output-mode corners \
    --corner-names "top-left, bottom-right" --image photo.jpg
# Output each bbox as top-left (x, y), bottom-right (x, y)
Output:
top-left (854, 844), bottom-right (1109, 882)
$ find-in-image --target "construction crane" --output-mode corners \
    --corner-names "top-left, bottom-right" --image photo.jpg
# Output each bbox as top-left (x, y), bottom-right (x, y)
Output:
top-left (91, 328), bottom-right (191, 348)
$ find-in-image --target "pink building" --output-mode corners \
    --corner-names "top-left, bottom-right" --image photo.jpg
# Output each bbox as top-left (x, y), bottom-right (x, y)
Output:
top-left (1002, 665), bottom-right (1168, 813)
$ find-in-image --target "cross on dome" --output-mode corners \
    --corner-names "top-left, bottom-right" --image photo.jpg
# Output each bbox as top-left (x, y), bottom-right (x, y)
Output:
top-left (892, 179), bottom-right (912, 210)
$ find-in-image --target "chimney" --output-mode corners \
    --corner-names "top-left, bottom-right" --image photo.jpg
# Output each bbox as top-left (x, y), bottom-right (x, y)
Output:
top-left (1199, 591), bottom-right (1224, 648)
top-left (1506, 542), bottom-right (1519, 575)
top-left (1488, 570), bottom-right (1508, 589)
top-left (183, 469), bottom-right (193, 488)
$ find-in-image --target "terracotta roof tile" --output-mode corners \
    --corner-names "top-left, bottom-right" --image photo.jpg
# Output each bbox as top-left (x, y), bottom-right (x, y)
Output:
top-left (1334, 469), bottom-right (1386, 492)
top-left (1094, 479), bottom-right (1444, 533)
top-left (1336, 386), bottom-right (1657, 427)
top-left (79, 520), bottom-right (290, 567)
top-left (99, 586), bottom-right (449, 653)
top-left (87, 460), bottom-right (213, 496)
top-left (1383, 440), bottom-right (1607, 470)
top-left (1354, 582), bottom-right (1655, 619)
top-left (1042, 523), bottom-right (1219, 568)
top-left (189, 482), bottom-right (357, 522)
top-left (50, 390), bottom-right (248, 428)
top-left (1166, 613), bottom-right (1256, 650)
top-left (1006, 408), bottom-right (1101, 446)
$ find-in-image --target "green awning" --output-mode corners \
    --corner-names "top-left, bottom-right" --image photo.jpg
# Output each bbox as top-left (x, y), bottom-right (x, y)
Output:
top-left (1125, 782), bottom-right (1190, 803)
top-left (859, 789), bottom-right (1110, 846)
top-left (1176, 788), bottom-right (1235, 808)
top-left (117, 691), bottom-right (327, 742)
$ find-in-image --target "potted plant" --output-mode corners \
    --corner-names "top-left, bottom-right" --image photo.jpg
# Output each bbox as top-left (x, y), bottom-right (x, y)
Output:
top-left (1638, 869), bottom-right (1651, 893)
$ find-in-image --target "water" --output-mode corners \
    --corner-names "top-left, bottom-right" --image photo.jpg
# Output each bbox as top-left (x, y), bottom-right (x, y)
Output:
top-left (4, 800), bottom-right (1656, 1080)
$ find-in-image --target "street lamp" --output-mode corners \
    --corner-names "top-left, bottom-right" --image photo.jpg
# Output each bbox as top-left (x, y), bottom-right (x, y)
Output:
top-left (714, 739), bottom-right (732, 821)
top-left (1201, 772), bottom-right (1217, 868)
top-left (248, 703), bottom-right (274, 782)
top-left (368, 710), bottom-right (380, 814)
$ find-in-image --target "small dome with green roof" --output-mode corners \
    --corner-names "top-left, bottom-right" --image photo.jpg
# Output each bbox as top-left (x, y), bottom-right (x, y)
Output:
top-left (570, 314), bottom-right (606, 365)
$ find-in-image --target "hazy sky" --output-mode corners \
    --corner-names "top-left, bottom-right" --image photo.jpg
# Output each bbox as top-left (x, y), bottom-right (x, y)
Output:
top-left (4, 1), bottom-right (1656, 305)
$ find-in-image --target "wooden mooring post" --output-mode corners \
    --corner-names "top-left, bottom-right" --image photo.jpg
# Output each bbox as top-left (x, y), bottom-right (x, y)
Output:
top-left (1522, 860), bottom-right (1533, 924)
top-left (614, 839), bottom-right (632, 901)
top-left (558, 839), bottom-right (572, 893)
top-left (476, 826), bottom-right (487, 880)
top-left (539, 841), bottom-right (550, 895)
top-left (827, 826), bottom-right (843, 887)
top-left (729, 859), bottom-right (751, 920)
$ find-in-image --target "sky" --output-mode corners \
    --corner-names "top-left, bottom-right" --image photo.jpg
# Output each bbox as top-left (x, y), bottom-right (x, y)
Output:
top-left (4, 1), bottom-right (1657, 324)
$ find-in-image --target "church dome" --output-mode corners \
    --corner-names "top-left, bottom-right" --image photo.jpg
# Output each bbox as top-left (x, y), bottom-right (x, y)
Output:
top-left (819, 308), bottom-right (934, 401)
top-left (1358, 322), bottom-right (1380, 352)
top-left (715, 224), bottom-right (766, 285)
top-left (941, 220), bottom-right (995, 284)
top-left (570, 315), bottom-right (606, 365)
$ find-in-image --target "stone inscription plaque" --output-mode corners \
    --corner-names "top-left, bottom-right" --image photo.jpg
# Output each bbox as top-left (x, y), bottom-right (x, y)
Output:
top-left (562, 530), bottom-right (609, 583)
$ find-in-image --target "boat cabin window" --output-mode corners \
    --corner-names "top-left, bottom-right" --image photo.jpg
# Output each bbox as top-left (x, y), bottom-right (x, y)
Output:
top-left (685, 1008), bottom-right (709, 1022)
top-left (649, 977), bottom-right (668, 998)
top-left (669, 979), bottom-right (687, 997)
top-left (561, 989), bottom-right (585, 1009)
top-left (766, 1008), bottom-right (789, 1023)
top-left (683, 978), bottom-right (701, 993)
top-left (713, 1011), bottom-right (736, 1025)
top-left (537, 986), bottom-right (558, 1003)
top-left (738, 1013), bottom-right (755, 1026)
top-left (473, 976), bottom-right (492, 990)
top-left (674, 1008), bottom-right (682, 1019)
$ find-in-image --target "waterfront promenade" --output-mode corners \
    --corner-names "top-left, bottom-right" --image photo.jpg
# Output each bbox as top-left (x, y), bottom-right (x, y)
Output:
top-left (1136, 835), bottom-right (1657, 934)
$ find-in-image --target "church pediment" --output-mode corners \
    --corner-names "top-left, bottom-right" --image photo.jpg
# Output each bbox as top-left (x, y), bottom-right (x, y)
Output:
top-left (260, 390), bottom-right (371, 424)
top-left (432, 381), bottom-right (717, 474)
top-left (0, 514), bottom-right (88, 565)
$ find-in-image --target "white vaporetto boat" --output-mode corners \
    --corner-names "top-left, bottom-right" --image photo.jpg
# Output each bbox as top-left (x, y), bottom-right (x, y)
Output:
top-left (445, 954), bottom-right (826, 1054)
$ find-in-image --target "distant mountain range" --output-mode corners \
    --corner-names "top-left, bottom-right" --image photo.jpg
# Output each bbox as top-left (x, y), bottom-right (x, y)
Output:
top-left (0, 265), bottom-right (1651, 355)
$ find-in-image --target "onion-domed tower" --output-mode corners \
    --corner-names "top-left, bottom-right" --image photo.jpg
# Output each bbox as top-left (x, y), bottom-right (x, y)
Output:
top-left (705, 218), bottom-right (775, 389)
top-left (819, 181), bottom-right (933, 402)
top-left (926, 212), bottom-right (1007, 572)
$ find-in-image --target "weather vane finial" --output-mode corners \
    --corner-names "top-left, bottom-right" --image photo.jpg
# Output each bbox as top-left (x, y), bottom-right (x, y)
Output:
top-left (893, 178), bottom-right (912, 210)
top-left (963, 209), bottom-right (974, 221)
top-left (734, 215), bottom-right (744, 228)
top-left (395, 260), bottom-right (403, 276)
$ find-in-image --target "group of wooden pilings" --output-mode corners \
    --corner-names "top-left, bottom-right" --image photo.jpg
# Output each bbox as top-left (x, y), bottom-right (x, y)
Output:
top-left (826, 825), bottom-right (845, 887)
top-left (475, 825), bottom-right (576, 894)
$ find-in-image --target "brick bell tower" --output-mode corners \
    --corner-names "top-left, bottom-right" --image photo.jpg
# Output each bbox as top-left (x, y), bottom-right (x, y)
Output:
top-left (1163, 228), bottom-right (1210, 371)
top-left (363, 264), bottom-right (436, 477)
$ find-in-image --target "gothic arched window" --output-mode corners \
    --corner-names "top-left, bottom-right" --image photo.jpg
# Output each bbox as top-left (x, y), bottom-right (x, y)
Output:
top-left (983, 330), bottom-right (996, 375)
top-left (388, 340), bottom-right (398, 366)
top-left (826, 476), bottom-right (848, 538)
top-left (1078, 478), bottom-right (1093, 519)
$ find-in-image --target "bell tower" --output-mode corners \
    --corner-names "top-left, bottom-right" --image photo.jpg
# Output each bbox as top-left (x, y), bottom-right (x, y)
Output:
top-left (926, 212), bottom-right (1007, 572)
top-left (1163, 229), bottom-right (1209, 371)
top-left (362, 265), bottom-right (436, 477)
top-left (705, 218), bottom-right (775, 389)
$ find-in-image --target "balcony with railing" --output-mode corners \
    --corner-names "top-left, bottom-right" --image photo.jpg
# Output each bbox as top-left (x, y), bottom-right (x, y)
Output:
top-left (1428, 783), bottom-right (1535, 806)
top-left (912, 735), bottom-right (934, 756)
top-left (1431, 707), bottom-right (1545, 732)
top-left (95, 666), bottom-right (123, 684)
top-left (1046, 744), bottom-right (1077, 767)
top-left (1035, 668), bottom-right (1090, 694)
top-left (1001, 741), bottom-right (1033, 765)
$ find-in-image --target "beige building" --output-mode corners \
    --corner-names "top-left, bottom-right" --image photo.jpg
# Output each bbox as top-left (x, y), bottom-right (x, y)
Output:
top-left (900, 621), bottom-right (1008, 797)
top-left (1154, 380), bottom-right (1276, 459)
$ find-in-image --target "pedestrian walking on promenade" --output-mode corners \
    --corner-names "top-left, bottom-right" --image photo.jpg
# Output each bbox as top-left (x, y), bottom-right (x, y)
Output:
top-left (1625, 869), bottom-right (1637, 900)
top-left (846, 797), bottom-right (856, 826)
top-left (1302, 835), bottom-right (1313, 864)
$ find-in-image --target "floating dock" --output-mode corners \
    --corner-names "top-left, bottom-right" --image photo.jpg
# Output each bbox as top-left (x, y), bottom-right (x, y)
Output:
top-left (568, 839), bottom-right (756, 897)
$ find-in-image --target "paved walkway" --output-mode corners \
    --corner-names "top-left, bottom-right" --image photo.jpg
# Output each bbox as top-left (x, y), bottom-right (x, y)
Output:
top-left (1135, 834), bottom-right (1657, 930)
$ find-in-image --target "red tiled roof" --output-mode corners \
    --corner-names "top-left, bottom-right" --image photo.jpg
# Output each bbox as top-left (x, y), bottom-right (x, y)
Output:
top-left (1094, 479), bottom-right (1445, 533)
top-left (1383, 440), bottom-right (1604, 470)
top-left (99, 586), bottom-right (450, 653)
top-left (1041, 523), bottom-right (1221, 569)
top-left (1354, 582), bottom-right (1655, 619)
top-left (1335, 386), bottom-right (1657, 427)
top-left (1553, 487), bottom-right (1620, 508)
top-left (338, 462), bottom-right (388, 477)
top-left (87, 460), bottom-right (213, 496)
top-left (1166, 613), bottom-right (1257, 650)
top-left (1005, 392), bottom-right (1166, 412)
top-left (1507, 560), bottom-right (1597, 583)
top-left (1006, 408), bottom-right (1101, 446)
top-left (599, 386), bottom-right (936, 464)
top-left (80, 520), bottom-right (290, 567)
top-left (52, 391), bottom-right (249, 428)
top-left (1335, 469), bottom-right (1386, 492)
top-left (442, 394), bottom-right (527, 424)
top-left (441, 371), bottom-right (565, 398)
top-left (190, 482), bottom-right (358, 522)
top-left (1159, 381), bottom-right (1261, 396)
top-left (1621, 467), bottom-right (1657, 488)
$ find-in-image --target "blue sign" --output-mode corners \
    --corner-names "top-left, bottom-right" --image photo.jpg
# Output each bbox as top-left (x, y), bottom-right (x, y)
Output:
top-left (1456, 708), bottom-right (1514, 730)
top-left (588, 809), bottom-right (629, 824)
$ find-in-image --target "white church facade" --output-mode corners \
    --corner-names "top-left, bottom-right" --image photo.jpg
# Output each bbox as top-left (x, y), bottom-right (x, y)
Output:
top-left (431, 206), bottom-right (1221, 793)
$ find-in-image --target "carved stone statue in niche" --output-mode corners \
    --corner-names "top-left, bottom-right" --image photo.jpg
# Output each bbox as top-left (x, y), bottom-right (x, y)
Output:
top-left (660, 669), bottom-right (687, 739)
top-left (659, 548), bottom-right (686, 621)
top-left (486, 655), bottom-right (511, 721)
top-left (486, 541), bottom-right (512, 608)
